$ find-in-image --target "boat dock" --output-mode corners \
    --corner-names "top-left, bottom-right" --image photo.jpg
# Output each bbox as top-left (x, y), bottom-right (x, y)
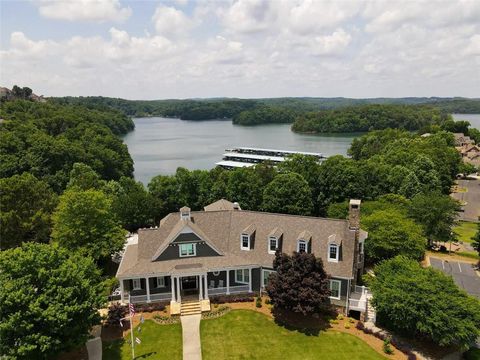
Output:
top-left (216, 147), bottom-right (327, 169)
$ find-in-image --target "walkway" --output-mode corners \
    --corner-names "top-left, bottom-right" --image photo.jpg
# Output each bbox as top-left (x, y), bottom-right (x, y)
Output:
top-left (86, 325), bottom-right (102, 360)
top-left (181, 314), bottom-right (202, 360)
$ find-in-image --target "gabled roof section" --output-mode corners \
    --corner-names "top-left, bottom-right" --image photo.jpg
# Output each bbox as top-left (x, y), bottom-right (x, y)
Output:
top-left (204, 199), bottom-right (236, 212)
top-left (268, 227), bottom-right (284, 238)
top-left (151, 219), bottom-right (224, 261)
top-left (297, 230), bottom-right (312, 241)
top-left (242, 224), bottom-right (256, 235)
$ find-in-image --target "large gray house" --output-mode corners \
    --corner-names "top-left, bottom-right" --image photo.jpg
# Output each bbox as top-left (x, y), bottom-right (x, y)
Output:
top-left (116, 199), bottom-right (369, 315)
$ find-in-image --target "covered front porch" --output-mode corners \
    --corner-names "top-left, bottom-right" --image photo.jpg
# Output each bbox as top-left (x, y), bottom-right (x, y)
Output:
top-left (119, 267), bottom-right (256, 306)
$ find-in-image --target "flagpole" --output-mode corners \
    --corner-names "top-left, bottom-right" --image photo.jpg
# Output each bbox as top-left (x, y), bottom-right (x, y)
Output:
top-left (129, 295), bottom-right (135, 359)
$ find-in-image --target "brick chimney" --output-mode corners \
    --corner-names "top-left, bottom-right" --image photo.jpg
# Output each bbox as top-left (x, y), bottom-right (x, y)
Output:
top-left (180, 206), bottom-right (191, 221)
top-left (348, 199), bottom-right (361, 230)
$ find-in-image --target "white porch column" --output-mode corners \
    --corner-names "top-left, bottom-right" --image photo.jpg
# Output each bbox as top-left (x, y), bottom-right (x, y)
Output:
top-left (248, 268), bottom-right (252, 292)
top-left (171, 276), bottom-right (176, 302)
top-left (176, 277), bottom-right (181, 302)
top-left (203, 273), bottom-right (208, 299)
top-left (226, 269), bottom-right (230, 295)
top-left (120, 279), bottom-right (125, 303)
top-left (146, 277), bottom-right (151, 303)
top-left (198, 275), bottom-right (203, 301)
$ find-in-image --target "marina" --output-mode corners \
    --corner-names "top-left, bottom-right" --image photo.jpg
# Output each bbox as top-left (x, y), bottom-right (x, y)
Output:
top-left (216, 147), bottom-right (327, 169)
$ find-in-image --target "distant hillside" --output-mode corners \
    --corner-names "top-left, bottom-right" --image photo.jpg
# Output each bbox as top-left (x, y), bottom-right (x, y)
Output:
top-left (52, 96), bottom-right (480, 125)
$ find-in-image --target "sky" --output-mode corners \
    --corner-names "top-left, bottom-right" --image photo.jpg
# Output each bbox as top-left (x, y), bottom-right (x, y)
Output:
top-left (0, 0), bottom-right (479, 100)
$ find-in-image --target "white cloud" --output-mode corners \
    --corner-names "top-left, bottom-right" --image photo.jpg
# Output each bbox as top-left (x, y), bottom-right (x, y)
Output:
top-left (37, 0), bottom-right (132, 23)
top-left (152, 5), bottom-right (193, 37)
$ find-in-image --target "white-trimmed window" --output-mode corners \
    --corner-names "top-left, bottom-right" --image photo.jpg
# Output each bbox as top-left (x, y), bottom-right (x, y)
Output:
top-left (132, 278), bottom-right (141, 290)
top-left (179, 243), bottom-right (196, 257)
top-left (156, 276), bottom-right (165, 288)
top-left (297, 239), bottom-right (307, 253)
top-left (262, 269), bottom-right (276, 287)
top-left (359, 241), bottom-right (364, 254)
top-left (241, 234), bottom-right (250, 250)
top-left (235, 269), bottom-right (250, 284)
top-left (268, 236), bottom-right (278, 254)
top-left (329, 279), bottom-right (341, 299)
top-left (328, 244), bottom-right (339, 262)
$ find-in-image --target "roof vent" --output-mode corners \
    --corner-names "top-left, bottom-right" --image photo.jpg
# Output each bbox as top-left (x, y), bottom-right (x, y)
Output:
top-left (233, 202), bottom-right (241, 210)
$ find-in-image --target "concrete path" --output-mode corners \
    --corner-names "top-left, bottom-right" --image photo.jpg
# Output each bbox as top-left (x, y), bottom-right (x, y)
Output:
top-left (86, 325), bottom-right (102, 360)
top-left (181, 314), bottom-right (202, 360)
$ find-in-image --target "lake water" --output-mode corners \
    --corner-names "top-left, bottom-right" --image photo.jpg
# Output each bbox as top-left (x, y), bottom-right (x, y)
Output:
top-left (124, 114), bottom-right (480, 184)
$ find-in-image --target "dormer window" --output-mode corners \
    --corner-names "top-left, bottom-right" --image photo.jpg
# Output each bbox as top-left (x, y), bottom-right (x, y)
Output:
top-left (268, 236), bottom-right (278, 254)
top-left (328, 244), bottom-right (339, 262)
top-left (179, 243), bottom-right (196, 257)
top-left (241, 234), bottom-right (250, 250)
top-left (297, 239), bottom-right (307, 253)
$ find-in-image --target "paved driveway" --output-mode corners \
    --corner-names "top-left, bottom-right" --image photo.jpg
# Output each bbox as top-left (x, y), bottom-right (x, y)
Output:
top-left (430, 258), bottom-right (480, 298)
top-left (452, 179), bottom-right (480, 222)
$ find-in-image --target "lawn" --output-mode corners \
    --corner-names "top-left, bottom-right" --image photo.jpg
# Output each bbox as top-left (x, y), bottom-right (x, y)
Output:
top-left (200, 310), bottom-right (387, 360)
top-left (103, 320), bottom-right (182, 360)
top-left (454, 221), bottom-right (478, 244)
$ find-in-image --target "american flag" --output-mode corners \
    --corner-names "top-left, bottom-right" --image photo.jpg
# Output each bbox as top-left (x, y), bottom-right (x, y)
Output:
top-left (129, 302), bottom-right (135, 316)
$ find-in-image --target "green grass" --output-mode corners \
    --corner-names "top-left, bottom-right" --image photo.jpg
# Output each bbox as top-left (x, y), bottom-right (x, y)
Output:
top-left (453, 221), bottom-right (478, 244)
top-left (463, 347), bottom-right (480, 360)
top-left (457, 251), bottom-right (480, 260)
top-left (200, 310), bottom-right (386, 360)
top-left (103, 320), bottom-right (182, 360)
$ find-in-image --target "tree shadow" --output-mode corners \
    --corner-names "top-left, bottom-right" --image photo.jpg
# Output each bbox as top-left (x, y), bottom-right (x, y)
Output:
top-left (135, 352), bottom-right (157, 359)
top-left (271, 306), bottom-right (336, 336)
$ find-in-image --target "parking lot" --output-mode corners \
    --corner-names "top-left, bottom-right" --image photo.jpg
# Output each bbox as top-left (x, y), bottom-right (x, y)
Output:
top-left (430, 257), bottom-right (480, 298)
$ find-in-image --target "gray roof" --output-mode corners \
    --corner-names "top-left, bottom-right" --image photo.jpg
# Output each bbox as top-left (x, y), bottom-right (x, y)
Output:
top-left (117, 204), bottom-right (361, 279)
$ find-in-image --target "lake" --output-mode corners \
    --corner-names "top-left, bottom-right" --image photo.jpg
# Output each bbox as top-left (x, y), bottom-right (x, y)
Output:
top-left (124, 113), bottom-right (480, 184)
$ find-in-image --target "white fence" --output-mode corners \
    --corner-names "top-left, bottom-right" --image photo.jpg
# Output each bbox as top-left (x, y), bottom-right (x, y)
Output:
top-left (130, 292), bottom-right (172, 304)
top-left (349, 298), bottom-right (367, 311)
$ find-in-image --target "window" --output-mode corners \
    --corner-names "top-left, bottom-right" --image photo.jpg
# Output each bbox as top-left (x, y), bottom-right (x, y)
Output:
top-left (329, 280), bottom-right (341, 299)
top-left (241, 234), bottom-right (250, 250)
top-left (179, 243), bottom-right (196, 257)
top-left (358, 242), bottom-right (364, 254)
top-left (328, 244), bottom-right (339, 262)
top-left (297, 240), bottom-right (307, 253)
top-left (268, 237), bottom-right (278, 254)
top-left (235, 269), bottom-right (250, 284)
top-left (132, 278), bottom-right (141, 290)
top-left (262, 269), bottom-right (276, 287)
top-left (156, 276), bottom-right (165, 288)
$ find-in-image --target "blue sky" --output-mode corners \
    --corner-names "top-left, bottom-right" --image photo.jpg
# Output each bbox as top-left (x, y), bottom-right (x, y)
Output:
top-left (1, 0), bottom-right (479, 99)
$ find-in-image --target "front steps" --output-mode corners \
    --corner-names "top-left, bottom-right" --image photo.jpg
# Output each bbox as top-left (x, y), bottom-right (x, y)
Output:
top-left (365, 294), bottom-right (376, 324)
top-left (180, 300), bottom-right (202, 316)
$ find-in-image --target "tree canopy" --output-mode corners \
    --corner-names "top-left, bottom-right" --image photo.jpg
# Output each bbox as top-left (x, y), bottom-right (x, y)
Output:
top-left (52, 188), bottom-right (126, 261)
top-left (0, 243), bottom-right (105, 359)
top-left (368, 256), bottom-right (480, 348)
top-left (266, 251), bottom-right (331, 316)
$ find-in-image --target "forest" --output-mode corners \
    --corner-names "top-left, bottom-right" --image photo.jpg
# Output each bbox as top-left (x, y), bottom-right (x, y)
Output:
top-left (52, 95), bottom-right (480, 124)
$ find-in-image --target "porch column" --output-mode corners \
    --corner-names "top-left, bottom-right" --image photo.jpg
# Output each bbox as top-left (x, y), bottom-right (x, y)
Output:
top-left (146, 277), bottom-right (151, 303)
top-left (248, 268), bottom-right (252, 292)
top-left (198, 275), bottom-right (203, 301)
top-left (176, 277), bottom-right (181, 302)
top-left (226, 269), bottom-right (230, 295)
top-left (203, 273), bottom-right (208, 299)
top-left (120, 279), bottom-right (125, 303)
top-left (171, 276), bottom-right (176, 302)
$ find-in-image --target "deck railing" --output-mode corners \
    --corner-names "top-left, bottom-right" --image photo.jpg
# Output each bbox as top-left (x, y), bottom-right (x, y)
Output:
top-left (353, 285), bottom-right (369, 295)
top-left (129, 292), bottom-right (172, 304)
top-left (349, 299), bottom-right (367, 311)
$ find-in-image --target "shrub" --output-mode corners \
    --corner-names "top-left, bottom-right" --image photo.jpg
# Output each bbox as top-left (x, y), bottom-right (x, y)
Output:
top-left (337, 314), bottom-right (344, 320)
top-left (265, 298), bottom-right (271, 305)
top-left (256, 297), bottom-right (262, 308)
top-left (135, 302), bottom-right (166, 313)
top-left (210, 294), bottom-right (255, 304)
top-left (383, 337), bottom-right (394, 355)
top-left (329, 319), bottom-right (339, 325)
top-left (344, 323), bottom-right (350, 329)
top-left (356, 322), bottom-right (365, 330)
top-left (106, 303), bottom-right (128, 327)
top-left (348, 318), bottom-right (355, 323)
top-left (463, 348), bottom-right (480, 360)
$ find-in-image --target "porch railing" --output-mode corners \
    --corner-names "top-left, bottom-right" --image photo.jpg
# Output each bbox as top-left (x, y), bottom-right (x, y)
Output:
top-left (354, 285), bottom-right (369, 295)
top-left (208, 284), bottom-right (250, 296)
top-left (130, 292), bottom-right (172, 304)
top-left (349, 299), bottom-right (367, 311)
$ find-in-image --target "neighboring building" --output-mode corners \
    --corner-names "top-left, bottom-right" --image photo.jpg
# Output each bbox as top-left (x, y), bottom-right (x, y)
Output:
top-left (116, 199), bottom-right (368, 315)
top-left (456, 144), bottom-right (480, 169)
top-left (454, 133), bottom-right (474, 147)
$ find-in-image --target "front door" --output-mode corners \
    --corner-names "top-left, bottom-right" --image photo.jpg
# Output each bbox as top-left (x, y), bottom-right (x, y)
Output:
top-left (181, 276), bottom-right (198, 291)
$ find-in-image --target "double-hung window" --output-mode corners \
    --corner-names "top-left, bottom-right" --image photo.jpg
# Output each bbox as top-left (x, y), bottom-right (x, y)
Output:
top-left (328, 244), bottom-right (339, 262)
top-left (179, 243), bottom-right (196, 257)
top-left (268, 236), bottom-right (278, 254)
top-left (235, 269), bottom-right (250, 284)
top-left (156, 276), bottom-right (165, 288)
top-left (241, 234), bottom-right (250, 250)
top-left (262, 269), bottom-right (276, 287)
top-left (297, 240), bottom-right (307, 253)
top-left (132, 278), bottom-right (141, 290)
top-left (329, 280), bottom-right (341, 299)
